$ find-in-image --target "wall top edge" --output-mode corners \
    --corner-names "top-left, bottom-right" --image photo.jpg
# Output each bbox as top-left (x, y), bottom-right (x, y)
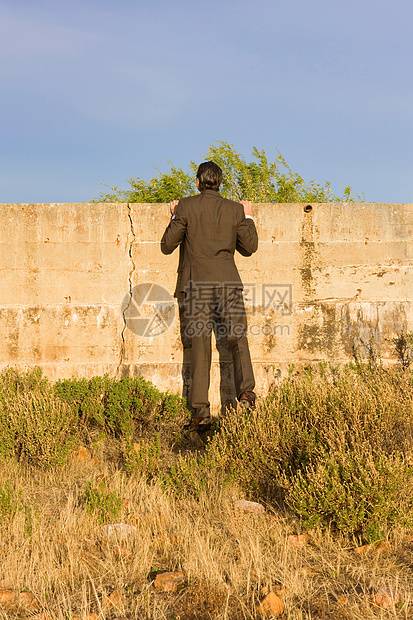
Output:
top-left (0, 202), bottom-right (412, 208)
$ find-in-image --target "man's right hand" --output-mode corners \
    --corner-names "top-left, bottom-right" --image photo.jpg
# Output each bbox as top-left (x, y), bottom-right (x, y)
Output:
top-left (169, 200), bottom-right (179, 216)
top-left (240, 200), bottom-right (252, 217)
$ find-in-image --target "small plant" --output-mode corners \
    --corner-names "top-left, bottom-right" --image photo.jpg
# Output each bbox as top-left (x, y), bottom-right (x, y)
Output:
top-left (13, 393), bottom-right (77, 468)
top-left (160, 448), bottom-right (225, 499)
top-left (0, 479), bottom-right (23, 522)
top-left (24, 500), bottom-right (39, 538)
top-left (124, 433), bottom-right (161, 477)
top-left (0, 366), bottom-right (50, 395)
top-left (84, 481), bottom-right (123, 524)
top-left (393, 332), bottom-right (413, 368)
top-left (352, 335), bottom-right (381, 368)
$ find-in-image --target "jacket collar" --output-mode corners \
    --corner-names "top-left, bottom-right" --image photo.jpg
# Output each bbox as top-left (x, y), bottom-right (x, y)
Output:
top-left (200, 189), bottom-right (221, 196)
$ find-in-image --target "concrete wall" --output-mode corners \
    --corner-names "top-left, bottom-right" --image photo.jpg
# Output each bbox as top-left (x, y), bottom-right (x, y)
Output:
top-left (1, 202), bottom-right (412, 411)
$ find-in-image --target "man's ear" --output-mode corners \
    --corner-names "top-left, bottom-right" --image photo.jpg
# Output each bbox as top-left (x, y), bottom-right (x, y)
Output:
top-left (196, 178), bottom-right (200, 190)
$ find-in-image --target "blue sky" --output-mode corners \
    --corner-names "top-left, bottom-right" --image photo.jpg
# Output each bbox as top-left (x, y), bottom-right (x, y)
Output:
top-left (1, 0), bottom-right (412, 203)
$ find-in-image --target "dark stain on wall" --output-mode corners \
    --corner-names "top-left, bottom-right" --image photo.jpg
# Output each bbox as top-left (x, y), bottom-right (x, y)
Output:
top-left (297, 303), bottom-right (339, 356)
top-left (297, 209), bottom-right (339, 356)
top-left (299, 209), bottom-right (318, 301)
top-left (341, 303), bottom-right (381, 361)
top-left (341, 301), bottom-right (410, 361)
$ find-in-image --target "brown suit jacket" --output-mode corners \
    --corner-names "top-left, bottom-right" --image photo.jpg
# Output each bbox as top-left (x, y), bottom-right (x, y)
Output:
top-left (161, 189), bottom-right (258, 296)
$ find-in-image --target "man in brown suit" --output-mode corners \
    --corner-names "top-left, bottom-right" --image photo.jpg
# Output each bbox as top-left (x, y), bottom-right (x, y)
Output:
top-left (161, 161), bottom-right (258, 431)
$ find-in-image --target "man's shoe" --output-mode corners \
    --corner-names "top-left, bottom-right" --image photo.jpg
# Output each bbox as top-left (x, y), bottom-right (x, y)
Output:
top-left (238, 392), bottom-right (256, 411)
top-left (184, 416), bottom-right (212, 433)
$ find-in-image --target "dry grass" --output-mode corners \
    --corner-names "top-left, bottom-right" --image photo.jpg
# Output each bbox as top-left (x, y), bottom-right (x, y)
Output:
top-left (0, 365), bottom-right (413, 618)
top-left (1, 459), bottom-right (413, 619)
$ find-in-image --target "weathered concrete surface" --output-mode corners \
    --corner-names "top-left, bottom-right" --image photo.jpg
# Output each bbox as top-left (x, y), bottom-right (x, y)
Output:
top-left (0, 203), bottom-right (130, 380)
top-left (1, 201), bottom-right (412, 411)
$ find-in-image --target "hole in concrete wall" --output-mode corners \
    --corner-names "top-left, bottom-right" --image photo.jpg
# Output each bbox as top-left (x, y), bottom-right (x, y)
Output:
top-left (304, 204), bottom-right (313, 213)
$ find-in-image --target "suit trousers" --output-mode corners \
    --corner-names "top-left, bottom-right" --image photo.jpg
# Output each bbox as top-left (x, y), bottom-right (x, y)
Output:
top-left (182, 287), bottom-right (255, 418)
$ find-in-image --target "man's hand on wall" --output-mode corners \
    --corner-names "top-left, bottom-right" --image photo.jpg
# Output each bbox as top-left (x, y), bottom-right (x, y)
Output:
top-left (169, 200), bottom-right (179, 216)
top-left (240, 200), bottom-right (253, 217)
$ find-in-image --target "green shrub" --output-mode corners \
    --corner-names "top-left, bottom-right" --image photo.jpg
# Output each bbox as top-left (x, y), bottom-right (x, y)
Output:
top-left (2, 364), bottom-right (413, 541)
top-left (287, 450), bottom-right (413, 541)
top-left (0, 368), bottom-right (189, 469)
top-left (55, 374), bottom-right (189, 441)
top-left (160, 450), bottom-right (224, 499)
top-left (1, 391), bottom-right (77, 468)
top-left (54, 375), bottom-right (107, 428)
top-left (162, 364), bottom-right (413, 541)
top-left (0, 369), bottom-right (77, 468)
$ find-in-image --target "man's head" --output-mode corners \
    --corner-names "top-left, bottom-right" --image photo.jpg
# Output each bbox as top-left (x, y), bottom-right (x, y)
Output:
top-left (196, 161), bottom-right (222, 192)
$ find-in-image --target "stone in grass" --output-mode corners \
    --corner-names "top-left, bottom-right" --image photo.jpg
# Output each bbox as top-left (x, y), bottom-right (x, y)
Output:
top-left (354, 541), bottom-right (391, 554)
top-left (18, 591), bottom-right (42, 611)
top-left (102, 589), bottom-right (122, 608)
top-left (101, 523), bottom-right (137, 539)
top-left (113, 546), bottom-right (133, 558)
top-left (71, 446), bottom-right (92, 463)
top-left (287, 533), bottom-right (310, 547)
top-left (374, 589), bottom-right (402, 610)
top-left (256, 591), bottom-right (285, 618)
top-left (234, 499), bottom-right (266, 514)
top-left (154, 571), bottom-right (185, 593)
top-left (376, 541), bottom-right (391, 554)
top-left (353, 543), bottom-right (373, 554)
top-left (156, 534), bottom-right (184, 547)
top-left (0, 590), bottom-right (17, 604)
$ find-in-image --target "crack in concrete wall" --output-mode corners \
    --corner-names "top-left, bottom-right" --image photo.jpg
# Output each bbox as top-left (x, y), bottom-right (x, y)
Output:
top-left (116, 203), bottom-right (136, 378)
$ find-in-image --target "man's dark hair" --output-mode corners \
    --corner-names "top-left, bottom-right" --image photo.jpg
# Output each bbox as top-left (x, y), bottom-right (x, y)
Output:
top-left (197, 161), bottom-right (223, 192)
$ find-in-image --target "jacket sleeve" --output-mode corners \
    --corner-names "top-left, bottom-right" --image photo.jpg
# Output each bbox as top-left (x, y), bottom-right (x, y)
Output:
top-left (236, 217), bottom-right (258, 256)
top-left (160, 203), bottom-right (187, 255)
